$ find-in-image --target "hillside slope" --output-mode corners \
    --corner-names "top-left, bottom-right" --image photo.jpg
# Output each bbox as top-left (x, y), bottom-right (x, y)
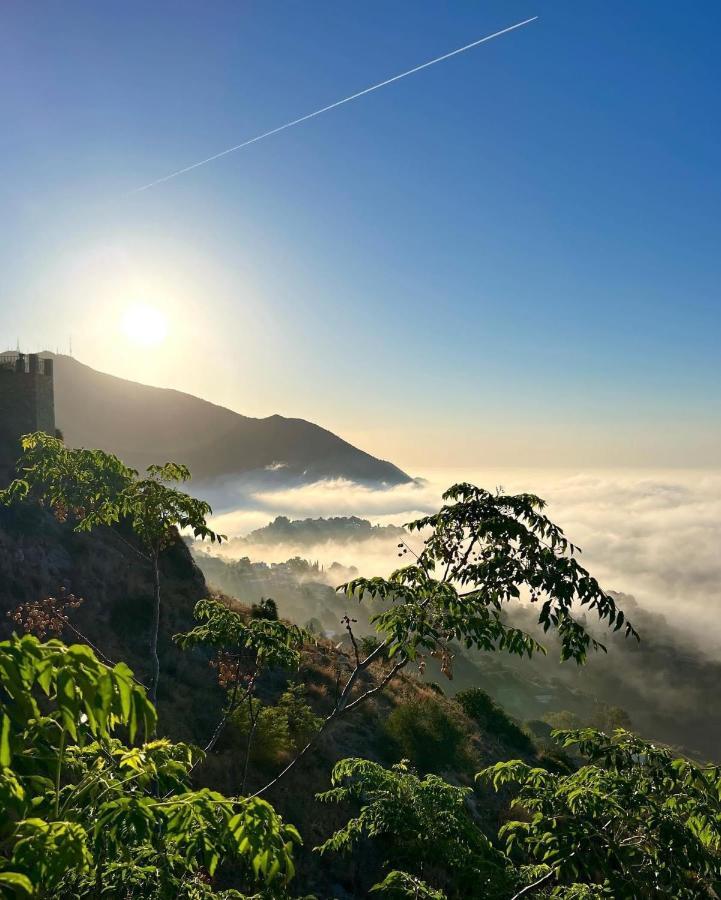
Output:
top-left (41, 354), bottom-right (411, 485)
top-left (194, 547), bottom-right (721, 764)
top-left (0, 506), bottom-right (534, 898)
top-left (0, 504), bottom-right (220, 743)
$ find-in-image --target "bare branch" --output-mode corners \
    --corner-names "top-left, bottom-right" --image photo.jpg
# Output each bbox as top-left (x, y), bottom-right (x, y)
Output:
top-left (510, 867), bottom-right (557, 899)
top-left (250, 638), bottom-right (404, 799)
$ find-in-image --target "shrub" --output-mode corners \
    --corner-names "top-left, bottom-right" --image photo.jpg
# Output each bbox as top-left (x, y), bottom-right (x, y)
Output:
top-left (317, 758), bottom-right (513, 899)
top-left (234, 700), bottom-right (291, 769)
top-left (482, 728), bottom-right (721, 897)
top-left (0, 634), bottom-right (299, 897)
top-left (591, 703), bottom-right (632, 733)
top-left (304, 617), bottom-right (324, 635)
top-left (278, 683), bottom-right (323, 750)
top-left (233, 684), bottom-right (322, 769)
top-left (359, 635), bottom-right (382, 657)
top-left (542, 710), bottom-right (583, 731)
top-left (384, 696), bottom-right (468, 773)
top-left (251, 597), bottom-right (279, 620)
top-left (455, 688), bottom-right (534, 754)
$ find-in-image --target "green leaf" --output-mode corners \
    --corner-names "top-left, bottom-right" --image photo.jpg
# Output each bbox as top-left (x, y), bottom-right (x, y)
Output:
top-left (0, 872), bottom-right (34, 896)
top-left (0, 712), bottom-right (11, 767)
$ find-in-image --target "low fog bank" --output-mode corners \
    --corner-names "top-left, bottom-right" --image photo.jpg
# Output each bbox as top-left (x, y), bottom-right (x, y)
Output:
top-left (190, 544), bottom-right (721, 761)
top-left (201, 467), bottom-right (721, 652)
top-left (190, 466), bottom-right (721, 759)
top-left (190, 466), bottom-right (721, 755)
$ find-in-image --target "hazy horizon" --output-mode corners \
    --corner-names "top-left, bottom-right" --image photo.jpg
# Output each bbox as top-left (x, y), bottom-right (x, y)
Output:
top-left (197, 465), bottom-right (721, 650)
top-left (3, 0), bottom-right (720, 644)
top-left (6, 350), bottom-right (720, 471)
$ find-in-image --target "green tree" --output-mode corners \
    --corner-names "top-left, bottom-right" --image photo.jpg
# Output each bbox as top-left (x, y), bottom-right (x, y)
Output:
top-left (175, 598), bottom-right (307, 765)
top-left (590, 704), bottom-right (632, 733)
top-left (228, 687), bottom-right (323, 787)
top-left (276, 683), bottom-right (323, 752)
top-left (383, 696), bottom-right (468, 773)
top-left (542, 705), bottom-right (632, 736)
top-left (120, 462), bottom-right (223, 703)
top-left (0, 634), bottom-right (299, 897)
top-left (456, 687), bottom-right (534, 755)
top-left (233, 699), bottom-right (292, 774)
top-left (541, 710), bottom-right (583, 731)
top-left (481, 728), bottom-right (721, 898)
top-left (352, 484), bottom-right (636, 670)
top-left (303, 617), bottom-right (323, 636)
top-left (250, 598), bottom-right (279, 621)
top-left (316, 758), bottom-right (513, 899)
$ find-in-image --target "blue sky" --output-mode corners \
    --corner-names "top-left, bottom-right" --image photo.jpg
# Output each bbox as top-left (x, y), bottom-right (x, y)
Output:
top-left (1, 1), bottom-right (719, 468)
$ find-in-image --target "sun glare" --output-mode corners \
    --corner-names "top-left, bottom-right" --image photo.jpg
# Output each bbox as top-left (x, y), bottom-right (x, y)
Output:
top-left (121, 304), bottom-right (168, 347)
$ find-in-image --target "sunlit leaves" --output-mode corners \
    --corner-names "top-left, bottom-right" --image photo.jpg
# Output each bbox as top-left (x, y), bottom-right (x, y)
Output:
top-left (343, 564), bottom-right (544, 671)
top-left (370, 869), bottom-right (448, 899)
top-left (0, 432), bottom-right (136, 529)
top-left (93, 790), bottom-right (299, 884)
top-left (341, 484), bottom-right (636, 670)
top-left (0, 635), bottom-right (156, 763)
top-left (0, 434), bottom-right (224, 550)
top-left (0, 871), bottom-right (34, 897)
top-left (10, 819), bottom-right (92, 888)
top-left (0, 434), bottom-right (227, 705)
top-left (175, 600), bottom-right (305, 673)
top-left (0, 635), bottom-right (300, 898)
top-left (122, 462), bottom-right (223, 552)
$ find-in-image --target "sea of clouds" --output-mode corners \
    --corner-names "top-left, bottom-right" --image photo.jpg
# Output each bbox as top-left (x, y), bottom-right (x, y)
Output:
top-left (202, 468), bottom-right (721, 650)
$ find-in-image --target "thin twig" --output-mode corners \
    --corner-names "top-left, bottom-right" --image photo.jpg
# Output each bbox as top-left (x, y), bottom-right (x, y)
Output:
top-left (345, 617), bottom-right (361, 667)
top-left (64, 622), bottom-right (147, 689)
top-left (510, 867), bottom-right (557, 899)
top-left (241, 694), bottom-right (260, 796)
top-left (250, 638), bottom-right (403, 799)
top-left (106, 526), bottom-right (151, 564)
top-left (342, 657), bottom-right (408, 713)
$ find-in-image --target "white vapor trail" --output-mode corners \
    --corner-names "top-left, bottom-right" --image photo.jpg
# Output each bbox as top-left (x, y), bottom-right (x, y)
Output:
top-left (132, 17), bottom-right (538, 193)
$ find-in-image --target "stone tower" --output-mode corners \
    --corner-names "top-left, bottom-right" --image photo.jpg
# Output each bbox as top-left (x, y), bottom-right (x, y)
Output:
top-left (0, 353), bottom-right (56, 487)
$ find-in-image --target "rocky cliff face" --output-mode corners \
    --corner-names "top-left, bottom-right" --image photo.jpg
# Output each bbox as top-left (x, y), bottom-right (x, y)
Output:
top-left (0, 504), bottom-right (222, 741)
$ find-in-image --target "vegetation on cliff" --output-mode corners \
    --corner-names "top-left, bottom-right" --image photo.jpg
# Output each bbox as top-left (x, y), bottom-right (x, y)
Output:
top-left (1, 435), bottom-right (719, 898)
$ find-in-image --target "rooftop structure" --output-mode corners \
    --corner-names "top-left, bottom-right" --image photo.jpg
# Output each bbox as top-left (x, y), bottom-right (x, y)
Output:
top-left (0, 352), bottom-right (56, 487)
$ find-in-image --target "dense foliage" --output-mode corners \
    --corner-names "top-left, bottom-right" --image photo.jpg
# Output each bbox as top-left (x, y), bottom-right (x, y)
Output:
top-left (174, 598), bottom-right (309, 776)
top-left (1, 433), bottom-right (223, 701)
top-left (455, 688), bottom-right (534, 755)
top-left (316, 758), bottom-right (512, 899)
top-left (342, 485), bottom-right (637, 684)
top-left (382, 696), bottom-right (469, 774)
top-left (0, 635), bottom-right (298, 898)
top-left (483, 728), bottom-right (721, 898)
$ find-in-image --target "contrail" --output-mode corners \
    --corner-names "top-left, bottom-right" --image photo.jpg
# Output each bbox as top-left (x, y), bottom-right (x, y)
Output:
top-left (132, 16), bottom-right (537, 193)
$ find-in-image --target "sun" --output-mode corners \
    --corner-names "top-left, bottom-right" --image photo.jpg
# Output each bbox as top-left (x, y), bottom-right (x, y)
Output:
top-left (120, 304), bottom-right (168, 347)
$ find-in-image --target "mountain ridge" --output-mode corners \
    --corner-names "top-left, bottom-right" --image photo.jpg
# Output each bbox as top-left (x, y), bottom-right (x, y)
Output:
top-left (34, 353), bottom-right (411, 485)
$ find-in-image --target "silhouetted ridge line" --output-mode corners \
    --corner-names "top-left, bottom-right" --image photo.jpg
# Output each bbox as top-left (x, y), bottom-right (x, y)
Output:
top-left (28, 353), bottom-right (411, 485)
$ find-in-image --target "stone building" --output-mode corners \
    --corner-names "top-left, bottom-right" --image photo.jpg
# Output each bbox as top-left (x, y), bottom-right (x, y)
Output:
top-left (0, 353), bottom-right (56, 487)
